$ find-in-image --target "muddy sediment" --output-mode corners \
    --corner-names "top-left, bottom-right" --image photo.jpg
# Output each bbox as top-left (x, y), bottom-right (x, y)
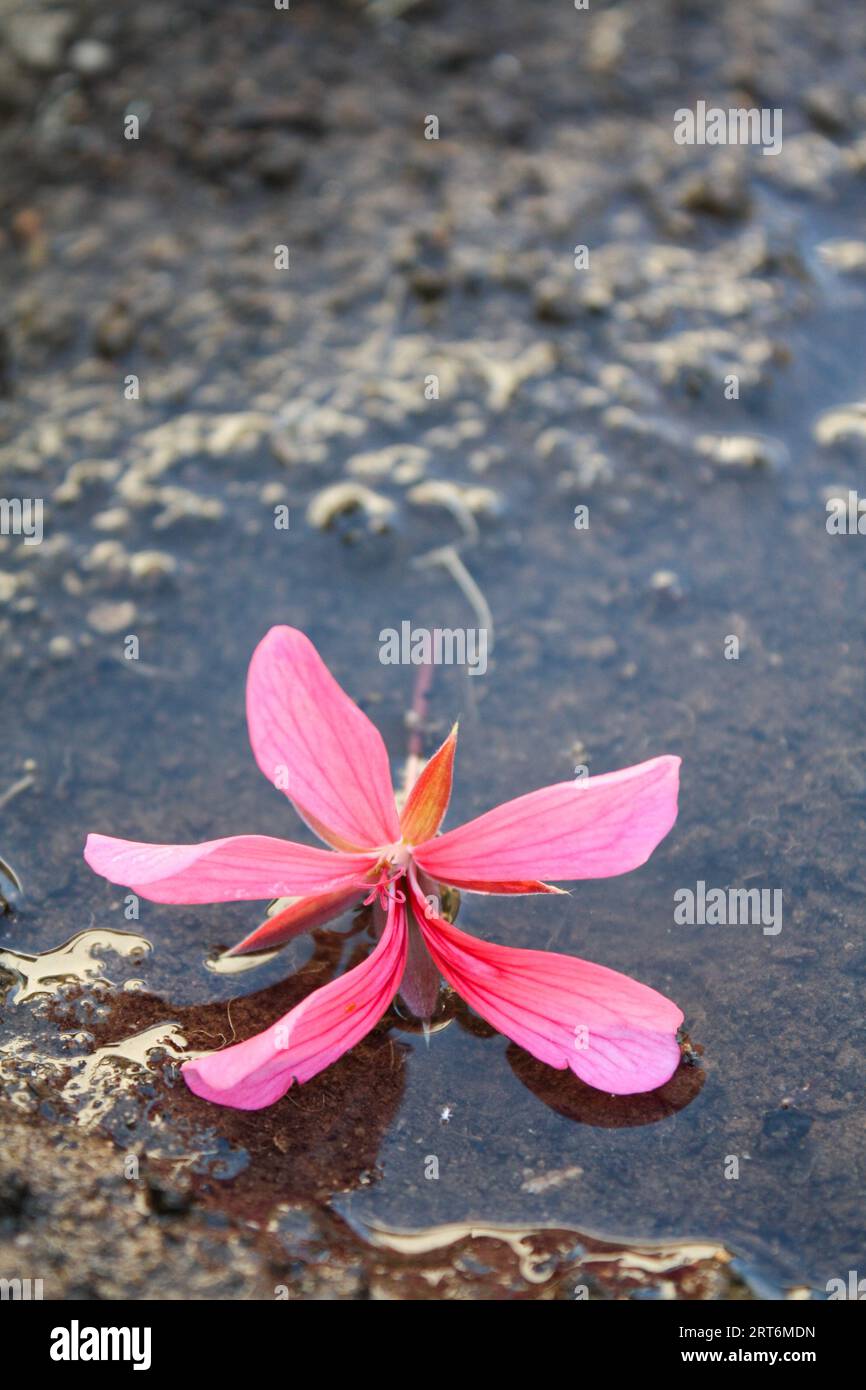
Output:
top-left (1, 0), bottom-right (865, 1298)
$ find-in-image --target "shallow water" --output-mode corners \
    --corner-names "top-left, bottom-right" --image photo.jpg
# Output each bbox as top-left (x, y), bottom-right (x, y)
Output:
top-left (1, 0), bottom-right (865, 1298)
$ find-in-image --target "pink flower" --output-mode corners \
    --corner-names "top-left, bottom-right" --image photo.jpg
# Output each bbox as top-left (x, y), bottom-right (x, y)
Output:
top-left (84, 626), bottom-right (684, 1110)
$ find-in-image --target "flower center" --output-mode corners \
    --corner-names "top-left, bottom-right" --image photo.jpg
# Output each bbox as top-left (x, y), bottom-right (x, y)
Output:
top-left (363, 842), bottom-right (413, 911)
top-left (389, 839), bottom-right (412, 870)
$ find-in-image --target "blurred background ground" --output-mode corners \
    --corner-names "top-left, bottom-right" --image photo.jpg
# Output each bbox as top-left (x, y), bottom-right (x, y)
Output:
top-left (0, 0), bottom-right (865, 1299)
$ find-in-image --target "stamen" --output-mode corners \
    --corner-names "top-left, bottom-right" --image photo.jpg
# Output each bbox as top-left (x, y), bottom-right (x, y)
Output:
top-left (363, 866), bottom-right (406, 910)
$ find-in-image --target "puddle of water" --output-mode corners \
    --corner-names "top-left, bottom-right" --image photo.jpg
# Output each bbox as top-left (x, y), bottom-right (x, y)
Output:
top-left (0, 927), bottom-right (152, 1004)
top-left (1, 0), bottom-right (865, 1299)
top-left (361, 1219), bottom-right (730, 1287)
top-left (60, 1020), bottom-right (188, 1128)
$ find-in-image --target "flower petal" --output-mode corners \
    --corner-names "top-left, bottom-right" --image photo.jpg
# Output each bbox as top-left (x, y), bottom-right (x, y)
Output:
top-left (413, 755), bottom-right (680, 888)
top-left (400, 724), bottom-right (458, 846)
top-left (399, 898), bottom-right (442, 1019)
top-left (228, 881), bottom-right (369, 955)
top-left (84, 833), bottom-right (377, 904)
top-left (246, 626), bottom-right (400, 850)
top-left (409, 872), bottom-right (682, 1095)
top-left (182, 892), bottom-right (408, 1109)
top-left (431, 878), bottom-right (565, 896)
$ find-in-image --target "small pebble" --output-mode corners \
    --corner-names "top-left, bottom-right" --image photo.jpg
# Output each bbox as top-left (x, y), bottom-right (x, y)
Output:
top-left (48, 635), bottom-right (75, 661)
top-left (649, 569), bottom-right (683, 600)
top-left (92, 508), bottom-right (130, 532)
top-left (87, 600), bottom-right (137, 635)
top-left (68, 40), bottom-right (113, 77)
top-left (306, 483), bottom-right (395, 532)
top-left (128, 551), bottom-right (176, 581)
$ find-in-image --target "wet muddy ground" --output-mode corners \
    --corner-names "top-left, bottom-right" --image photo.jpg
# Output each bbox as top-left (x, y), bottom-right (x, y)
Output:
top-left (1, 0), bottom-right (865, 1298)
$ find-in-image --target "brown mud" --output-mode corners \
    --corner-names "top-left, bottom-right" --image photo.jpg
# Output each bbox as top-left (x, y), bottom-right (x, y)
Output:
top-left (1, 0), bottom-right (865, 1298)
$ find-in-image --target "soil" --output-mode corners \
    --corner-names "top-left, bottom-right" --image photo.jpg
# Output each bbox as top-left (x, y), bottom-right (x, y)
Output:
top-left (1, 0), bottom-right (865, 1299)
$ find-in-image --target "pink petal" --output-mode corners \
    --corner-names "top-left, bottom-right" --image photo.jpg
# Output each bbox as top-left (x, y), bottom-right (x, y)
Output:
top-left (400, 724), bottom-right (458, 846)
top-left (246, 626), bottom-right (400, 851)
top-left (228, 881), bottom-right (368, 955)
top-left (182, 892), bottom-right (408, 1109)
top-left (413, 755), bottom-right (680, 888)
top-left (409, 872), bottom-right (682, 1095)
top-left (425, 877), bottom-right (565, 896)
top-left (84, 833), bottom-right (377, 904)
